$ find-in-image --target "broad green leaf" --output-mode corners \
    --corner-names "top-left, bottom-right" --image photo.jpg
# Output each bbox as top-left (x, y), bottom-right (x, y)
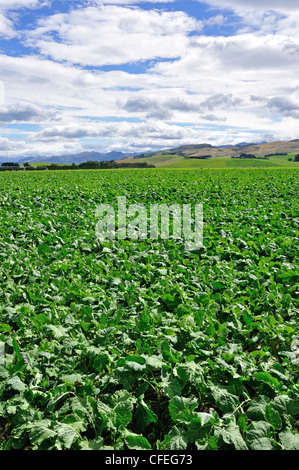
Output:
top-left (62, 373), bottom-right (83, 384)
top-left (246, 420), bottom-right (272, 443)
top-left (253, 372), bottom-right (282, 390)
top-left (46, 325), bottom-right (69, 341)
top-left (176, 361), bottom-right (205, 387)
top-left (70, 396), bottom-right (95, 418)
top-left (163, 427), bottom-right (188, 450)
top-left (169, 396), bottom-right (198, 423)
top-left (216, 422), bottom-right (248, 450)
top-left (12, 338), bottom-right (21, 361)
top-left (0, 366), bottom-right (9, 380)
top-left (124, 432), bottom-right (152, 450)
top-left (164, 378), bottom-right (182, 398)
top-left (111, 278), bottom-right (122, 286)
top-left (145, 355), bottom-right (165, 369)
top-left (196, 435), bottom-right (219, 450)
top-left (265, 405), bottom-right (282, 430)
top-left (0, 323), bottom-right (12, 333)
top-left (29, 421), bottom-right (56, 447)
top-left (112, 401), bottom-right (133, 429)
top-left (242, 310), bottom-right (253, 326)
top-left (247, 395), bottom-right (271, 420)
top-left (61, 412), bottom-right (87, 433)
top-left (279, 430), bottom-right (299, 450)
top-left (210, 385), bottom-right (239, 413)
top-left (96, 401), bottom-right (113, 429)
top-left (187, 413), bottom-right (214, 442)
top-left (79, 437), bottom-right (104, 450)
top-left (122, 361), bottom-right (146, 372)
top-left (7, 376), bottom-right (26, 392)
top-left (108, 390), bottom-right (136, 429)
top-left (273, 395), bottom-right (299, 416)
top-left (135, 401), bottom-right (158, 433)
top-left (250, 437), bottom-right (273, 450)
top-left (54, 423), bottom-right (79, 449)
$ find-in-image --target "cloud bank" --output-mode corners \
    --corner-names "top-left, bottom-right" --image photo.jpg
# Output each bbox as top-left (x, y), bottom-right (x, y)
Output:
top-left (0, 0), bottom-right (299, 157)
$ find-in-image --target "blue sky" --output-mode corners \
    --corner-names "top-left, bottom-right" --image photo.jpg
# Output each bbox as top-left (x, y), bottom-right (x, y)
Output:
top-left (1, 0), bottom-right (299, 158)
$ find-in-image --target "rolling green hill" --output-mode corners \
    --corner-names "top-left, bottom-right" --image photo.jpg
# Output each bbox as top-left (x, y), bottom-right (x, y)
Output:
top-left (122, 153), bottom-right (299, 169)
top-left (120, 139), bottom-right (299, 168)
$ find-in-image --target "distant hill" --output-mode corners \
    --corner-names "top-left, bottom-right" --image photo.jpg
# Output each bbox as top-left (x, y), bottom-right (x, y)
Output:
top-left (1, 139), bottom-right (299, 166)
top-left (218, 141), bottom-right (268, 148)
top-left (0, 151), bottom-right (132, 165)
top-left (131, 139), bottom-right (299, 160)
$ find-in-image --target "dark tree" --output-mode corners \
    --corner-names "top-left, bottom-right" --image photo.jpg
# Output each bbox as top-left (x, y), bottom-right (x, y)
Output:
top-left (239, 153), bottom-right (256, 159)
top-left (78, 161), bottom-right (101, 169)
top-left (1, 162), bottom-right (19, 167)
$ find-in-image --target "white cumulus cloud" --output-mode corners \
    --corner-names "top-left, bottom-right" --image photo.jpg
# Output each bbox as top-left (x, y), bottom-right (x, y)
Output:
top-left (25, 5), bottom-right (202, 66)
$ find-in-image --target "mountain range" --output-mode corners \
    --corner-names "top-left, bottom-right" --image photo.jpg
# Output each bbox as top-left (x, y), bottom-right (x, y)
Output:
top-left (1, 139), bottom-right (299, 165)
top-left (0, 151), bottom-right (132, 165)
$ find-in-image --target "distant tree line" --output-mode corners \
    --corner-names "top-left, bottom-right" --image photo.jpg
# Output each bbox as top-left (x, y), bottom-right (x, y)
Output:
top-left (231, 153), bottom-right (269, 160)
top-left (77, 161), bottom-right (155, 169)
top-left (187, 155), bottom-right (212, 159)
top-left (0, 160), bottom-right (155, 171)
top-left (231, 153), bottom-right (299, 162)
top-left (264, 153), bottom-right (288, 157)
top-left (1, 162), bottom-right (20, 167)
top-left (0, 162), bottom-right (23, 171)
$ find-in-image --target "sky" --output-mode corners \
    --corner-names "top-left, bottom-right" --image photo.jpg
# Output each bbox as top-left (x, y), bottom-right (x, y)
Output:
top-left (1, 0), bottom-right (299, 158)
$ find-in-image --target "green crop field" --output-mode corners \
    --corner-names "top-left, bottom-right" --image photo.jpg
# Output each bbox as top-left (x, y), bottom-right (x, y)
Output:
top-left (130, 154), bottom-right (299, 169)
top-left (0, 168), bottom-right (298, 451)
